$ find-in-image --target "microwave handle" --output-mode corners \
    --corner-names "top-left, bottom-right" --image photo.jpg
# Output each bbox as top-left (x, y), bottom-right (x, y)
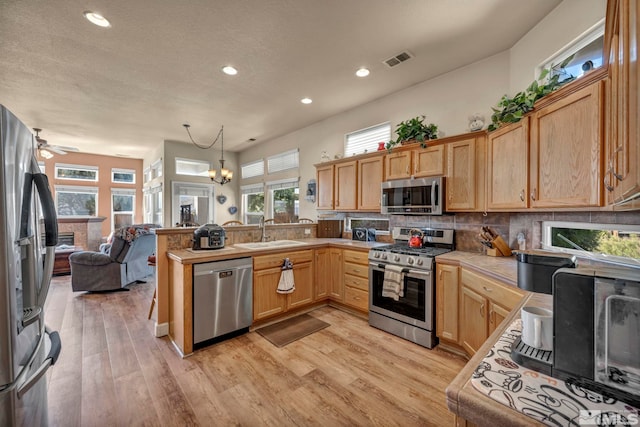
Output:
top-left (432, 180), bottom-right (438, 207)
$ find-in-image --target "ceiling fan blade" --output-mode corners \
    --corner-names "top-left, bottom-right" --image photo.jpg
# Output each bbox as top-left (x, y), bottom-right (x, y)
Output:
top-left (51, 145), bottom-right (79, 153)
top-left (47, 146), bottom-right (68, 155)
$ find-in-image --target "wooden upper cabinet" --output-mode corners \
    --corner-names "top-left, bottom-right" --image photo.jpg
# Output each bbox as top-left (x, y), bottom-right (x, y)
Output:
top-left (447, 136), bottom-right (485, 211)
top-left (316, 164), bottom-right (334, 210)
top-left (530, 81), bottom-right (603, 208)
top-left (606, 0), bottom-right (640, 206)
top-left (413, 144), bottom-right (446, 177)
top-left (358, 156), bottom-right (383, 210)
top-left (384, 150), bottom-right (412, 180)
top-left (334, 160), bottom-right (357, 210)
top-left (487, 118), bottom-right (530, 210)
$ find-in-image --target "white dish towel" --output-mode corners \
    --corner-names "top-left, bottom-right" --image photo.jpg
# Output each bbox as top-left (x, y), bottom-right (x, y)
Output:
top-left (382, 264), bottom-right (404, 301)
top-left (277, 258), bottom-right (295, 294)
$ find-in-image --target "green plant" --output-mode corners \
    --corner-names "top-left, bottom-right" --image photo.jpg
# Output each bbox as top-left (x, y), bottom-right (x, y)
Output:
top-left (386, 115), bottom-right (439, 150)
top-left (488, 56), bottom-right (576, 131)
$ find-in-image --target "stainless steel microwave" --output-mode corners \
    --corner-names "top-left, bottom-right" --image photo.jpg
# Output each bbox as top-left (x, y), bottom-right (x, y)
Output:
top-left (381, 177), bottom-right (444, 215)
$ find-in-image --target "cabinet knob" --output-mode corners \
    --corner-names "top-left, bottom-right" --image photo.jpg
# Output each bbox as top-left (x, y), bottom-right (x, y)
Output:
top-left (530, 188), bottom-right (537, 201)
top-left (480, 303), bottom-right (485, 317)
top-left (482, 286), bottom-right (493, 293)
top-left (519, 190), bottom-right (525, 202)
top-left (604, 175), bottom-right (614, 192)
top-left (489, 309), bottom-right (495, 325)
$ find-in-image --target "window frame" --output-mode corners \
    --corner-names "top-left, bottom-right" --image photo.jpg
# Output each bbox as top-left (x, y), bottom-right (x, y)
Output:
top-left (344, 217), bottom-right (390, 234)
top-left (267, 149), bottom-right (299, 175)
top-left (55, 185), bottom-right (99, 218)
top-left (55, 163), bottom-right (99, 182)
top-left (241, 184), bottom-right (265, 225)
top-left (111, 168), bottom-right (136, 184)
top-left (111, 188), bottom-right (136, 229)
top-left (344, 122), bottom-right (391, 157)
top-left (541, 221), bottom-right (640, 268)
top-left (267, 178), bottom-right (300, 223)
top-left (241, 159), bottom-right (265, 179)
top-left (175, 157), bottom-right (212, 177)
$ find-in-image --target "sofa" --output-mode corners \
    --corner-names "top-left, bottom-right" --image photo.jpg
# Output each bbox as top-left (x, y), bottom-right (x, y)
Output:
top-left (69, 224), bottom-right (159, 292)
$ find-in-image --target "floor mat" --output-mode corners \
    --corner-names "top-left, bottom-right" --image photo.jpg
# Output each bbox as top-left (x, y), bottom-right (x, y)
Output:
top-left (256, 313), bottom-right (330, 348)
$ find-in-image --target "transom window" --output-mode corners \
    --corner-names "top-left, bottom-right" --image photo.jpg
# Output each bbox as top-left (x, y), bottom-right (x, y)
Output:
top-left (344, 122), bottom-right (391, 157)
top-left (112, 168), bottom-right (136, 184)
top-left (542, 221), bottom-right (640, 268)
top-left (55, 164), bottom-right (98, 181)
top-left (241, 159), bottom-right (264, 179)
top-left (345, 217), bottom-right (390, 233)
top-left (175, 158), bottom-right (211, 177)
top-left (267, 149), bottom-right (298, 174)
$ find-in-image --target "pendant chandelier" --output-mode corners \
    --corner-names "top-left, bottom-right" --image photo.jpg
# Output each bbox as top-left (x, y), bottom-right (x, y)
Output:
top-left (182, 124), bottom-right (233, 185)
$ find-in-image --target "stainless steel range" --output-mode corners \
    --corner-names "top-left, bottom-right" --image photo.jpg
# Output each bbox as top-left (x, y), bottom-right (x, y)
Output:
top-left (368, 227), bottom-right (454, 348)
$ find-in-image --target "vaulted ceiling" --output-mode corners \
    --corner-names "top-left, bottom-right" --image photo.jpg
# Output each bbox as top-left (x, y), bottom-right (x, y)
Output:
top-left (0, 0), bottom-right (561, 158)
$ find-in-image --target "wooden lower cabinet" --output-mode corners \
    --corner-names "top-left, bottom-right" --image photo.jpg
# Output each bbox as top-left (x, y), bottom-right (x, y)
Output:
top-left (458, 267), bottom-right (526, 356)
top-left (329, 248), bottom-right (344, 301)
top-left (252, 250), bottom-right (314, 321)
top-left (314, 248), bottom-right (330, 299)
top-left (435, 263), bottom-right (459, 342)
top-left (342, 249), bottom-right (369, 312)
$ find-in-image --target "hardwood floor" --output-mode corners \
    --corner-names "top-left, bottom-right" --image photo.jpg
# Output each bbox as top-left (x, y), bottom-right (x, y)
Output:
top-left (44, 274), bottom-right (467, 426)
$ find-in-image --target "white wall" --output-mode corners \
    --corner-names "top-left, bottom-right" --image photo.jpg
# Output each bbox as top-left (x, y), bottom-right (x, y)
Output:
top-left (239, 51), bottom-right (511, 220)
top-left (509, 0), bottom-right (606, 93)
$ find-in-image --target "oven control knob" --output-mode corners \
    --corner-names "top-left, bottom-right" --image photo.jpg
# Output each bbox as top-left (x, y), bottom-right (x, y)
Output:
top-left (416, 258), bottom-right (423, 266)
top-left (381, 253), bottom-right (388, 260)
top-left (373, 252), bottom-right (380, 259)
top-left (407, 257), bottom-right (414, 265)
top-left (393, 255), bottom-right (400, 262)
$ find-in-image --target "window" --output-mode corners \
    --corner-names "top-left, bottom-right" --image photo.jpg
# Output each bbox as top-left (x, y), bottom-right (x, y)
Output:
top-left (344, 122), bottom-right (391, 157)
top-left (143, 167), bottom-right (151, 184)
top-left (538, 20), bottom-right (605, 82)
top-left (542, 221), bottom-right (640, 268)
top-left (267, 149), bottom-right (298, 174)
top-left (55, 185), bottom-right (98, 217)
top-left (112, 189), bottom-right (135, 229)
top-left (171, 182), bottom-right (213, 226)
top-left (268, 178), bottom-right (299, 223)
top-left (143, 184), bottom-right (163, 226)
top-left (175, 158), bottom-right (211, 177)
top-left (241, 159), bottom-right (264, 179)
top-left (345, 217), bottom-right (390, 233)
top-left (241, 184), bottom-right (264, 225)
top-left (55, 164), bottom-right (98, 181)
top-left (151, 159), bottom-right (163, 179)
top-left (112, 168), bottom-right (136, 184)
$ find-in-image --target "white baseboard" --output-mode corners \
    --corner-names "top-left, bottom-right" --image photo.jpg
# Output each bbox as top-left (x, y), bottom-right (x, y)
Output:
top-left (155, 322), bottom-right (169, 337)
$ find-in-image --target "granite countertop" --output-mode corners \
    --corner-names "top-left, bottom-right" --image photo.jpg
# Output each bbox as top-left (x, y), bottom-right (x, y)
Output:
top-left (167, 238), bottom-right (388, 264)
top-left (437, 251), bottom-right (518, 286)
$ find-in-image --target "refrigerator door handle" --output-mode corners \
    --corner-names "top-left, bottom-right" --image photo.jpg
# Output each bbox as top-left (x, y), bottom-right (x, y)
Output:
top-left (32, 172), bottom-right (57, 309)
top-left (16, 329), bottom-right (61, 399)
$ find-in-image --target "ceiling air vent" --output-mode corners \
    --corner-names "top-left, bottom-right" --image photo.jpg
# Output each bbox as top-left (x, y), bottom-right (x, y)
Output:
top-left (383, 51), bottom-right (413, 68)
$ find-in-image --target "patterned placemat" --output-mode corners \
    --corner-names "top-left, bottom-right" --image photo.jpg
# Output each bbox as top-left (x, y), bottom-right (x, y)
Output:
top-left (470, 319), bottom-right (639, 426)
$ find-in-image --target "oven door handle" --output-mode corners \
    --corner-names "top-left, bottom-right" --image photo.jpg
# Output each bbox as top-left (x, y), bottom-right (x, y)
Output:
top-left (405, 269), bottom-right (431, 277)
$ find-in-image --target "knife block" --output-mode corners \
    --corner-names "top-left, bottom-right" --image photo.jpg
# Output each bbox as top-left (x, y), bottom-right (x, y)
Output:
top-left (486, 236), bottom-right (512, 257)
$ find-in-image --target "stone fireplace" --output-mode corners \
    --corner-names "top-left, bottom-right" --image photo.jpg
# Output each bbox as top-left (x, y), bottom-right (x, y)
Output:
top-left (57, 217), bottom-right (106, 251)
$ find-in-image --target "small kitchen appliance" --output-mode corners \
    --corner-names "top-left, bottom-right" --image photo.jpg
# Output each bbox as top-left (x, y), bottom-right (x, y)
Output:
top-left (516, 249), bottom-right (576, 294)
top-left (511, 266), bottom-right (640, 407)
top-left (368, 227), bottom-right (455, 348)
top-left (192, 224), bottom-right (226, 250)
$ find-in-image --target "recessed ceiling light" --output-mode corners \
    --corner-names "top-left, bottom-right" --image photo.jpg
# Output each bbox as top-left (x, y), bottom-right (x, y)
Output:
top-left (355, 67), bottom-right (370, 77)
top-left (301, 98), bottom-right (313, 104)
top-left (222, 66), bottom-right (238, 76)
top-left (83, 11), bottom-right (111, 28)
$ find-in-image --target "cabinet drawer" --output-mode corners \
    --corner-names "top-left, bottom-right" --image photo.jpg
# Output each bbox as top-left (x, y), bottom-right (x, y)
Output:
top-left (344, 286), bottom-right (368, 311)
top-left (344, 273), bottom-right (368, 291)
top-left (461, 268), bottom-right (525, 311)
top-left (254, 250), bottom-right (313, 270)
top-left (344, 261), bottom-right (368, 279)
top-left (343, 249), bottom-right (368, 265)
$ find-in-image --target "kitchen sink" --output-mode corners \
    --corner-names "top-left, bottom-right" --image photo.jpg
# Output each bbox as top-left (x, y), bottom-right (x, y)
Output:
top-left (233, 240), bottom-right (309, 250)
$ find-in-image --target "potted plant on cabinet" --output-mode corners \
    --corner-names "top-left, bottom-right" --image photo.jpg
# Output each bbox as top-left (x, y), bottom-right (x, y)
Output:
top-left (386, 115), bottom-right (439, 150)
top-left (487, 56), bottom-right (575, 131)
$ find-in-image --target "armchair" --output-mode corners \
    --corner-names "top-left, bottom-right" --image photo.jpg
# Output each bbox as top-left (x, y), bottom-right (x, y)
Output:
top-left (69, 224), bottom-right (159, 292)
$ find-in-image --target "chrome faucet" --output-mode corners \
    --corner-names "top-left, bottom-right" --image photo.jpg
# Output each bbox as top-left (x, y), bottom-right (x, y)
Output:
top-left (259, 215), bottom-right (269, 242)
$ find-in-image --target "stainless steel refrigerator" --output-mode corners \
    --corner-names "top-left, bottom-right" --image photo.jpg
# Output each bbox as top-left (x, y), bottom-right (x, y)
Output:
top-left (0, 105), bottom-right (61, 426)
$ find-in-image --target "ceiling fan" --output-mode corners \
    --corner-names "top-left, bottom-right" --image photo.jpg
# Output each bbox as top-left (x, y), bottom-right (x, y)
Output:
top-left (33, 128), bottom-right (79, 159)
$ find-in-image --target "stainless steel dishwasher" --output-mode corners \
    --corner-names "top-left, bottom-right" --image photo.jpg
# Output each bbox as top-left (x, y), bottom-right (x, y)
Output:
top-left (193, 257), bottom-right (253, 347)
